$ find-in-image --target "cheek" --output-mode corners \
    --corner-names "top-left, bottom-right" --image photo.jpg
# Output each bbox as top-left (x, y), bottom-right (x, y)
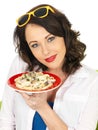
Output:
top-left (57, 43), bottom-right (66, 53)
top-left (59, 43), bottom-right (66, 57)
top-left (31, 49), bottom-right (41, 59)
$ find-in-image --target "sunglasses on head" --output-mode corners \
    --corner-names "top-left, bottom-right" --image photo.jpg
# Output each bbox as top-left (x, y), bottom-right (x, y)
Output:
top-left (16, 5), bottom-right (55, 27)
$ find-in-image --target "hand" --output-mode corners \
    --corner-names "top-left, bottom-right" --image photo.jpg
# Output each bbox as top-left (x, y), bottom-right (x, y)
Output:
top-left (19, 92), bottom-right (48, 111)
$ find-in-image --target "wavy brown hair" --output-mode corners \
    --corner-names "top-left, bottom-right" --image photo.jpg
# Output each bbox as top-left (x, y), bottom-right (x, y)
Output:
top-left (14, 4), bottom-right (86, 74)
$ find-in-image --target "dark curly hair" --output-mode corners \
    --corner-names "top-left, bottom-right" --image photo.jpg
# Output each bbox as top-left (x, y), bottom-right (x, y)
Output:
top-left (14, 4), bottom-right (86, 75)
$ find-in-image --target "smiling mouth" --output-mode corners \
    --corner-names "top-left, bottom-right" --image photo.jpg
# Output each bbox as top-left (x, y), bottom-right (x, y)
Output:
top-left (45, 54), bottom-right (57, 62)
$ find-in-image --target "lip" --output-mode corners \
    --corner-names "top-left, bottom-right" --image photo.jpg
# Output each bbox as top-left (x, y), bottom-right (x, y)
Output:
top-left (45, 54), bottom-right (57, 62)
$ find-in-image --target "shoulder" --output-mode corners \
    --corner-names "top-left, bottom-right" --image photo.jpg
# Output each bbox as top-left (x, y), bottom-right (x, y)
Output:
top-left (12, 55), bottom-right (28, 69)
top-left (12, 55), bottom-right (27, 65)
top-left (74, 64), bottom-right (98, 78)
top-left (72, 64), bottom-right (98, 86)
top-left (7, 55), bottom-right (28, 77)
top-left (67, 65), bottom-right (98, 95)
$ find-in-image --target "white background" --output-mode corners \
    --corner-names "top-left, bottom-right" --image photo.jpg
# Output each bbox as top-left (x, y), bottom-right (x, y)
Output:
top-left (0, 0), bottom-right (98, 100)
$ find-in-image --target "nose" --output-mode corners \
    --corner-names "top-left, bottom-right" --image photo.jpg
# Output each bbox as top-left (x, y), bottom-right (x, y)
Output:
top-left (41, 44), bottom-right (50, 55)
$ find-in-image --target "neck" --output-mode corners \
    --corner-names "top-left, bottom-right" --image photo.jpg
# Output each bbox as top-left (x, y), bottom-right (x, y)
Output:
top-left (48, 69), bottom-right (67, 81)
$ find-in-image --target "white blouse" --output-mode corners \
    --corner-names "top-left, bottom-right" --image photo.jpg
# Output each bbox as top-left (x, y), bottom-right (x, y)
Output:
top-left (0, 55), bottom-right (98, 130)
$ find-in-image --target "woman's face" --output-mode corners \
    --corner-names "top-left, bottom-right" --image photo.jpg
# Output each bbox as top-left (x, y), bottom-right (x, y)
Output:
top-left (25, 24), bottom-right (66, 70)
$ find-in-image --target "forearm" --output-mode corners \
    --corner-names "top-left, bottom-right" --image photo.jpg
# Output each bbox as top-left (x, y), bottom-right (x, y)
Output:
top-left (37, 103), bottom-right (68, 130)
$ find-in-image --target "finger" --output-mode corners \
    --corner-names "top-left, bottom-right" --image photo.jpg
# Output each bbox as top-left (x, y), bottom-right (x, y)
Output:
top-left (19, 92), bottom-right (30, 100)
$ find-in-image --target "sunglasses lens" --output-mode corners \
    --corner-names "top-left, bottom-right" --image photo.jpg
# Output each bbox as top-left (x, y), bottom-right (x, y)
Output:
top-left (17, 6), bottom-right (54, 27)
top-left (18, 14), bottom-right (29, 26)
top-left (34, 8), bottom-right (47, 17)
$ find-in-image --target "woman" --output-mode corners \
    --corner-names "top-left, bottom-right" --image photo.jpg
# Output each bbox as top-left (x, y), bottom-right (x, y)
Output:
top-left (0, 4), bottom-right (98, 130)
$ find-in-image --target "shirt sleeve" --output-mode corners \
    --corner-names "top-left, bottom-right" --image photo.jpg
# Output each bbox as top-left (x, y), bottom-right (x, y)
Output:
top-left (0, 55), bottom-right (28, 130)
top-left (74, 77), bottom-right (98, 130)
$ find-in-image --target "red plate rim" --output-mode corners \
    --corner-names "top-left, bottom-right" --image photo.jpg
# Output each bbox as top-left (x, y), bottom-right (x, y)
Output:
top-left (8, 71), bottom-right (61, 93)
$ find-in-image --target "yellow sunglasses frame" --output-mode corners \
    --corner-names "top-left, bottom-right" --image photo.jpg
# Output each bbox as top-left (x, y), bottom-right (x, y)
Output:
top-left (16, 6), bottom-right (55, 27)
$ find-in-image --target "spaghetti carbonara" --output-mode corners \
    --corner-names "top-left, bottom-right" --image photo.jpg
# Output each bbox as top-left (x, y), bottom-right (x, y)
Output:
top-left (15, 71), bottom-right (56, 90)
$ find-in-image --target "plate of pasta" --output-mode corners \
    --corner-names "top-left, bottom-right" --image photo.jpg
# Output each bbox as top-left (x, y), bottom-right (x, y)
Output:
top-left (8, 71), bottom-right (61, 93)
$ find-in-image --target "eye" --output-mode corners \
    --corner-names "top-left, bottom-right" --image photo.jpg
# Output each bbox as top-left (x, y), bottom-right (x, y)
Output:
top-left (47, 36), bottom-right (55, 42)
top-left (31, 43), bottom-right (39, 48)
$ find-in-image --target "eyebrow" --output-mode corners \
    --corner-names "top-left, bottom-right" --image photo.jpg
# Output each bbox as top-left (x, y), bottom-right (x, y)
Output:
top-left (28, 40), bottom-right (37, 45)
top-left (28, 33), bottom-right (52, 45)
